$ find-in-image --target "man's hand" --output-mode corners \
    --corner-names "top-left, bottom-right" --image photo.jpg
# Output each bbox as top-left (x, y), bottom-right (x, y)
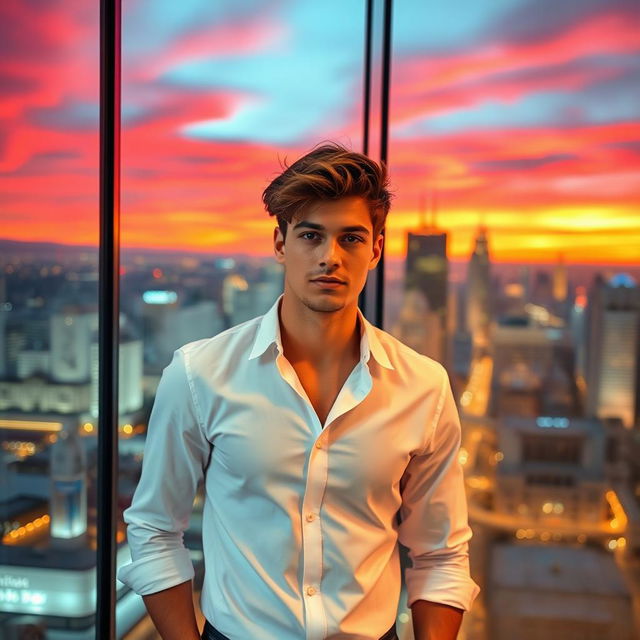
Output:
top-left (410, 599), bottom-right (463, 640)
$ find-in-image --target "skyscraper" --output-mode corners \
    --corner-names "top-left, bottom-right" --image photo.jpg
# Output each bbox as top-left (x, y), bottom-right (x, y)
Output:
top-left (50, 426), bottom-right (87, 547)
top-left (405, 230), bottom-right (448, 316)
top-left (586, 273), bottom-right (640, 428)
top-left (401, 215), bottom-right (448, 363)
top-left (553, 253), bottom-right (568, 303)
top-left (466, 226), bottom-right (492, 347)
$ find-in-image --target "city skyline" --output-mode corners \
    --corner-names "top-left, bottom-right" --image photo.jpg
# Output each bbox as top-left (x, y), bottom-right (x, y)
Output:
top-left (1, 220), bottom-right (639, 637)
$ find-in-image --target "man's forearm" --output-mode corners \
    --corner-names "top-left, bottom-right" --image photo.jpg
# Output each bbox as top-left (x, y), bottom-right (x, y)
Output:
top-left (410, 599), bottom-right (463, 640)
top-left (142, 579), bottom-right (200, 640)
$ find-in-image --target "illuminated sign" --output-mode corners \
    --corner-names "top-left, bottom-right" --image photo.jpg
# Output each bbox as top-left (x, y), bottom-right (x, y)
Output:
top-left (143, 290), bottom-right (178, 305)
top-left (0, 575), bottom-right (47, 609)
top-left (0, 546), bottom-right (130, 616)
top-left (536, 417), bottom-right (569, 429)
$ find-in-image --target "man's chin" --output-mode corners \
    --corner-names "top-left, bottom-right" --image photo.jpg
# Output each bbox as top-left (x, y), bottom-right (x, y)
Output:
top-left (302, 294), bottom-right (347, 313)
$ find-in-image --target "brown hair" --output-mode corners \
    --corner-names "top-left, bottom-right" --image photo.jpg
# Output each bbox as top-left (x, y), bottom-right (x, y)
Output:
top-left (262, 142), bottom-right (392, 240)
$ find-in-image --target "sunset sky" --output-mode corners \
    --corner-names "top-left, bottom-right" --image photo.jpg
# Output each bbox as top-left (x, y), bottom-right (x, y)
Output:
top-left (1, 0), bottom-right (639, 264)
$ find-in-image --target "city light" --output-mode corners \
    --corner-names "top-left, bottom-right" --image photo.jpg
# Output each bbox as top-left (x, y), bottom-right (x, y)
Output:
top-left (605, 490), bottom-right (628, 531)
top-left (2, 441), bottom-right (36, 458)
top-left (542, 502), bottom-right (564, 515)
top-left (0, 420), bottom-right (63, 432)
top-left (3, 515), bottom-right (50, 545)
top-left (466, 476), bottom-right (491, 491)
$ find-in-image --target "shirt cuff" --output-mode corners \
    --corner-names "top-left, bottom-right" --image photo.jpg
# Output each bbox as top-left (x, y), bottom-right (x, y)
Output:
top-left (116, 547), bottom-right (195, 596)
top-left (405, 565), bottom-right (481, 612)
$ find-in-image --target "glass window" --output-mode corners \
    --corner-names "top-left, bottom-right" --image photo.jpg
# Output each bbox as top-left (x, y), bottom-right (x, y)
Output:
top-left (387, 1), bottom-right (640, 638)
top-left (118, 2), bottom-right (366, 637)
top-left (0, 1), bottom-right (100, 637)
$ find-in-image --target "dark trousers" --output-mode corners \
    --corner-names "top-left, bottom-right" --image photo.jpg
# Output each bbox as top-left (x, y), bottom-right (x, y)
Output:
top-left (201, 619), bottom-right (398, 640)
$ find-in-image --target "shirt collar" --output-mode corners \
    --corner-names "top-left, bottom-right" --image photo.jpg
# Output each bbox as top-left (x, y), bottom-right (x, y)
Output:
top-left (248, 294), bottom-right (394, 370)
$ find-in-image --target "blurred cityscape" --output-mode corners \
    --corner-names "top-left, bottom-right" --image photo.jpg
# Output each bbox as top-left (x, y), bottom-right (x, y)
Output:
top-left (0, 224), bottom-right (639, 639)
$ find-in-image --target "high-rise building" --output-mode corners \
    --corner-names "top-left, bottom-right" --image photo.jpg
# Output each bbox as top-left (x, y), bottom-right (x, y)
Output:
top-left (466, 226), bottom-right (491, 347)
top-left (586, 273), bottom-right (640, 429)
top-left (391, 289), bottom-right (443, 361)
top-left (50, 310), bottom-right (97, 383)
top-left (402, 215), bottom-right (448, 363)
top-left (553, 253), bottom-right (568, 303)
top-left (570, 285), bottom-right (588, 382)
top-left (89, 335), bottom-right (144, 419)
top-left (494, 416), bottom-right (608, 527)
top-left (405, 229), bottom-right (448, 315)
top-left (532, 270), bottom-right (553, 307)
top-left (49, 426), bottom-right (87, 547)
top-left (0, 307), bottom-right (8, 377)
top-left (491, 319), bottom-right (577, 417)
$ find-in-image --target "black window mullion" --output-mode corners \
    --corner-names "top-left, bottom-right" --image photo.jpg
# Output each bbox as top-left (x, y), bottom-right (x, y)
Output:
top-left (360, 0), bottom-right (393, 329)
top-left (375, 0), bottom-right (393, 330)
top-left (97, 0), bottom-right (121, 638)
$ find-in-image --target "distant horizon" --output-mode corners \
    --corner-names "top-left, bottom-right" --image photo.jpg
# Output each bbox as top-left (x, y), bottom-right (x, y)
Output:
top-left (1, 235), bottom-right (639, 271)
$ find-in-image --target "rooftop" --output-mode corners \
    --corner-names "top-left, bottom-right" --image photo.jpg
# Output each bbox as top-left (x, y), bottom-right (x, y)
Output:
top-left (491, 543), bottom-right (629, 597)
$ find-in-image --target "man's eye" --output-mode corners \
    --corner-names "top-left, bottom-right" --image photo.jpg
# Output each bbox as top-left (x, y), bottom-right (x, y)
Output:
top-left (299, 232), bottom-right (362, 243)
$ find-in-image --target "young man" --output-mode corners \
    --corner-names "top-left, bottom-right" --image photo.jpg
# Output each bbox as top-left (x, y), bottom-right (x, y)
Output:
top-left (118, 143), bottom-right (480, 640)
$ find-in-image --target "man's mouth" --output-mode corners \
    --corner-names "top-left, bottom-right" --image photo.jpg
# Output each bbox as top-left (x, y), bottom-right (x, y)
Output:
top-left (310, 277), bottom-right (346, 289)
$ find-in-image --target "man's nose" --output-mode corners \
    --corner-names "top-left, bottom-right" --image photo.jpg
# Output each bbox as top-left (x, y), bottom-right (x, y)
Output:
top-left (318, 237), bottom-right (341, 267)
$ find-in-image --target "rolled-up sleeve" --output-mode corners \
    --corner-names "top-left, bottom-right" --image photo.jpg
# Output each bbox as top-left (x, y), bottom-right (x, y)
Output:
top-left (397, 368), bottom-right (480, 612)
top-left (117, 347), bottom-right (212, 596)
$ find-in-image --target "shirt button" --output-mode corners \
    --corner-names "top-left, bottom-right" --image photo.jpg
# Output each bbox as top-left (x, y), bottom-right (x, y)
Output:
top-left (306, 586), bottom-right (317, 596)
top-left (305, 512), bottom-right (316, 522)
top-left (315, 441), bottom-right (323, 449)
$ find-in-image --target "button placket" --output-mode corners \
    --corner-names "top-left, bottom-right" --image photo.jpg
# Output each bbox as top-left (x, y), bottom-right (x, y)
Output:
top-left (300, 434), bottom-right (329, 640)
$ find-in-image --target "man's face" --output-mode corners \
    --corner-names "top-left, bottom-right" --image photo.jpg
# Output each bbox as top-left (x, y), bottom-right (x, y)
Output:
top-left (273, 196), bottom-right (383, 314)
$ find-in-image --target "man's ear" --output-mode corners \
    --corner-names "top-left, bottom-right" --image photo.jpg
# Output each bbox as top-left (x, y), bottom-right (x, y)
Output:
top-left (368, 231), bottom-right (384, 271)
top-left (274, 226), bottom-right (286, 264)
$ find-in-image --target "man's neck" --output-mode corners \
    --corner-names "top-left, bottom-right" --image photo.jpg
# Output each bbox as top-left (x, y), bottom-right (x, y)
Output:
top-left (278, 293), bottom-right (361, 368)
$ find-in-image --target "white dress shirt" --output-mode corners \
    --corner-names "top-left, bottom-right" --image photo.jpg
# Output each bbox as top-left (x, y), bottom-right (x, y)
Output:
top-left (118, 294), bottom-right (480, 640)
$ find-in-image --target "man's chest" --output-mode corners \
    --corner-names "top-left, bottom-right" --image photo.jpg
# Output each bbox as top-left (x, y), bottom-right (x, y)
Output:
top-left (196, 366), bottom-right (435, 503)
top-left (289, 360), bottom-right (354, 428)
